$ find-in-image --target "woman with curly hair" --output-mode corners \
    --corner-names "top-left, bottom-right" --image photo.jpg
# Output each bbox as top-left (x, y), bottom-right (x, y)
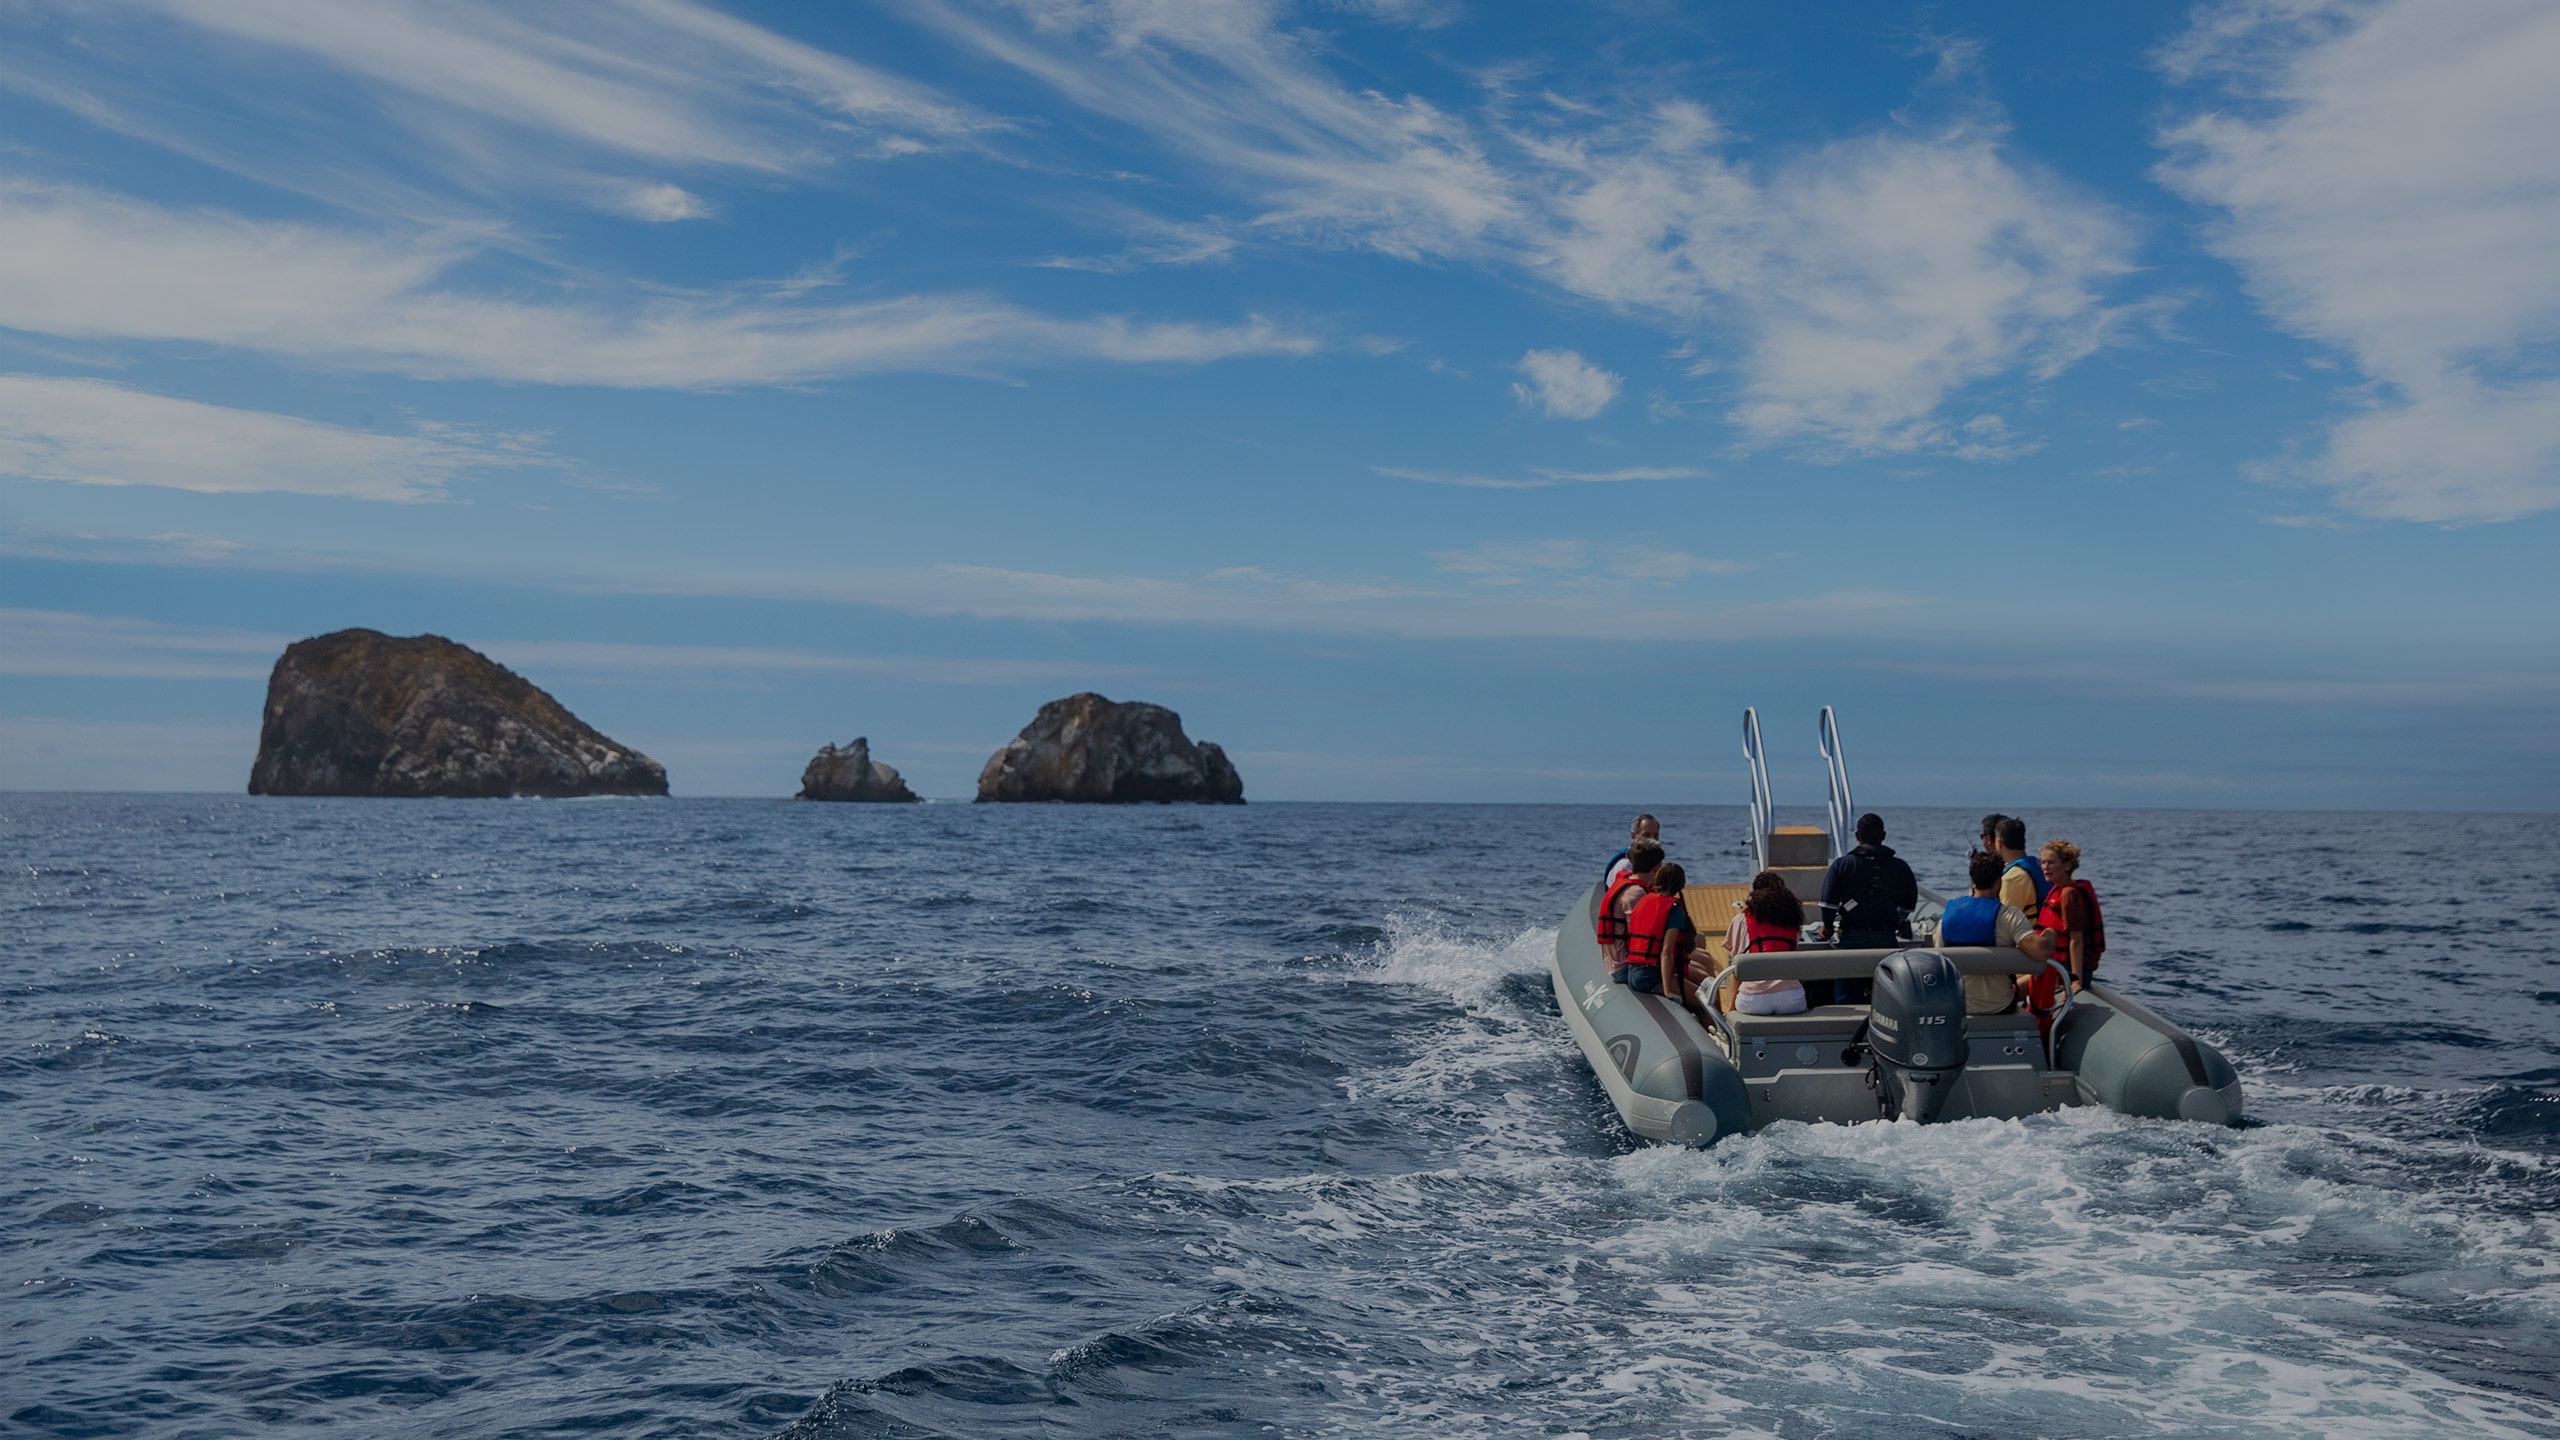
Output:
top-left (1721, 869), bottom-right (1808, 1015)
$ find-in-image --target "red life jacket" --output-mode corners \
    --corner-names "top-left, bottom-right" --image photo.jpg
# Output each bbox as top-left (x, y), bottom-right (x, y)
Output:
top-left (1595, 873), bottom-right (1650, 950)
top-left (1741, 913), bottom-right (1797, 954)
top-left (1625, 891), bottom-right (1691, 977)
top-left (2036, 880), bottom-right (2106, 965)
top-left (2027, 879), bottom-right (2107, 1017)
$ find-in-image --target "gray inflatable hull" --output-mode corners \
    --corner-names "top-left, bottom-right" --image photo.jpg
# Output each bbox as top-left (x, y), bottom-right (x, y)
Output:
top-left (1552, 884), bottom-right (1751, 1145)
top-left (2057, 983), bottom-right (2247, 1125)
top-left (1554, 883), bottom-right (2243, 1146)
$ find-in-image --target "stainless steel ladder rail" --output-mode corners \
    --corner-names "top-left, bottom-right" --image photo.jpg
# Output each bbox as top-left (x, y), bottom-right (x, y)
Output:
top-left (1819, 705), bottom-right (1855, 861)
top-left (1742, 707), bottom-right (1774, 874)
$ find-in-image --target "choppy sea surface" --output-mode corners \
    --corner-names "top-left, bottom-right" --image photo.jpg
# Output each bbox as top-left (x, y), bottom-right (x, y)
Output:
top-left (5, 796), bottom-right (2556, 1439)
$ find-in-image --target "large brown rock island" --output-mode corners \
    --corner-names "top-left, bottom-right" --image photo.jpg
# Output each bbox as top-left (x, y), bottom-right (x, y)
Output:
top-left (977, 693), bottom-right (1243, 804)
top-left (248, 629), bottom-right (667, 798)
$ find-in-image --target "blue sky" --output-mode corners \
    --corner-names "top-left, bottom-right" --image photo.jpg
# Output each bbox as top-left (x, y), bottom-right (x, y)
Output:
top-left (1, 0), bottom-right (2554, 807)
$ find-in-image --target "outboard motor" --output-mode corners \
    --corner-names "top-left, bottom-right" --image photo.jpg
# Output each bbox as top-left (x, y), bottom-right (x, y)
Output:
top-left (1866, 949), bottom-right (1970, 1123)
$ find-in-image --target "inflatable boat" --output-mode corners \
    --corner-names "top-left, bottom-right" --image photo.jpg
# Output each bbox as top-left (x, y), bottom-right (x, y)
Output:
top-left (1554, 708), bottom-right (2244, 1147)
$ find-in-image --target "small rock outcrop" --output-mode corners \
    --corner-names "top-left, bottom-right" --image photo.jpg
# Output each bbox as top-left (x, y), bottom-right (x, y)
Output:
top-left (797, 737), bottom-right (919, 802)
top-left (248, 629), bottom-right (667, 798)
top-left (976, 693), bottom-right (1243, 804)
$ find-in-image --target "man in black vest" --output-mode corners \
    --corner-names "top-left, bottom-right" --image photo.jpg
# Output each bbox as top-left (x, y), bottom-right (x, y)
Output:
top-left (1817, 812), bottom-right (1918, 1005)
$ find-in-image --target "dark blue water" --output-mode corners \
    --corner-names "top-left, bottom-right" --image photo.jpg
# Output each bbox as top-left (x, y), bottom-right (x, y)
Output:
top-left (6, 798), bottom-right (2556, 1438)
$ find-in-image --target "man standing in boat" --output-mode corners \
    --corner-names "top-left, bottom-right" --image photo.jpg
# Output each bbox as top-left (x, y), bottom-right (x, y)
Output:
top-left (1817, 812), bottom-right (1918, 1004)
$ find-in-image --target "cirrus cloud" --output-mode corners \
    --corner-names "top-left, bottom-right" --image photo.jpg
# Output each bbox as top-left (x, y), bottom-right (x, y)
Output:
top-left (0, 180), bottom-right (1317, 388)
top-left (922, 2), bottom-right (2136, 459)
top-left (0, 374), bottom-right (556, 502)
top-left (2157, 0), bottom-right (2560, 522)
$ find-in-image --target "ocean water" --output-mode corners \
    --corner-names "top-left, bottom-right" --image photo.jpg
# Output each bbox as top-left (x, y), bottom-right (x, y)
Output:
top-left (5, 796), bottom-right (2556, 1439)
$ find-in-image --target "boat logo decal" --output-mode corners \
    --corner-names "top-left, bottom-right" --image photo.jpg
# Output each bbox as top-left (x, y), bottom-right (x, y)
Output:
top-left (1605, 1034), bottom-right (1640, 1083)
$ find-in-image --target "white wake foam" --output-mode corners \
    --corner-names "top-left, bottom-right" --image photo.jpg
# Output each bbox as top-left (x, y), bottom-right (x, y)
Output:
top-left (1246, 908), bottom-right (2560, 1437)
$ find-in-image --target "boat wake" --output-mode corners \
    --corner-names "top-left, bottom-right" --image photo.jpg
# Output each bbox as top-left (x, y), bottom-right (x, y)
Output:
top-left (1301, 911), bottom-right (2560, 1438)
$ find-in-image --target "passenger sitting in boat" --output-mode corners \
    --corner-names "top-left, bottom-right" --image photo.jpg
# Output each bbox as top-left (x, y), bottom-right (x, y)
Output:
top-left (1594, 840), bottom-right (1664, 974)
top-left (1994, 816), bottom-right (2049, 914)
top-left (1935, 852), bottom-right (2054, 1014)
top-left (2034, 840), bottom-right (2105, 994)
top-left (1601, 813), bottom-right (1661, 885)
top-left (1621, 862), bottom-right (1696, 997)
top-left (1722, 870), bottom-right (1808, 1016)
top-left (1817, 812), bottom-right (1916, 1005)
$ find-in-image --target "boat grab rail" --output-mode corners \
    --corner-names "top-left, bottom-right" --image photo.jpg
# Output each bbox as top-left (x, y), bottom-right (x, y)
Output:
top-left (1742, 707), bottom-right (1775, 874)
top-left (1705, 966), bottom-right (1744, 1053)
top-left (2042, 960), bottom-right (2075, 1070)
top-left (1818, 705), bottom-right (1854, 861)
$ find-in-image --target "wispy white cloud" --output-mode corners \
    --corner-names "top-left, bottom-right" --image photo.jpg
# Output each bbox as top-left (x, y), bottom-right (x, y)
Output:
top-left (3, 0), bottom-right (2132, 437)
top-left (1374, 463), bottom-right (1702, 489)
top-left (478, 639), bottom-right (1150, 688)
top-left (884, 560), bottom-right (1881, 641)
top-left (917, 0), bottom-right (1521, 260)
top-left (609, 183), bottom-right (716, 223)
top-left (1536, 101), bottom-right (2127, 454)
top-left (0, 608), bottom-right (1151, 688)
top-left (925, 2), bottom-right (2133, 457)
top-left (0, 180), bottom-right (1316, 387)
top-left (1511, 348), bottom-right (1621, 419)
top-left (0, 375), bottom-right (554, 502)
top-left (0, 609), bottom-right (287, 679)
top-left (0, 0), bottom-right (986, 217)
top-left (1431, 538), bottom-right (1740, 582)
top-left (2157, 0), bottom-right (2560, 521)
top-left (1036, 216), bottom-right (1239, 272)
top-left (1885, 652), bottom-right (2560, 708)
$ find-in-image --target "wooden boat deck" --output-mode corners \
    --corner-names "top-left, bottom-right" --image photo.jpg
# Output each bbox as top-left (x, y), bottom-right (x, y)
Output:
top-left (1684, 883), bottom-right (1751, 977)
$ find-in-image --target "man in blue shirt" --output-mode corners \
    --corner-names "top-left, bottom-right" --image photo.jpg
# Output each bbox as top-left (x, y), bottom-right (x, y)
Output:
top-left (1936, 851), bottom-right (2055, 1013)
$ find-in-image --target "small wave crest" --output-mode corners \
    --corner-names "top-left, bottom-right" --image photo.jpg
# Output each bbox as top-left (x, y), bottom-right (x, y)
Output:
top-left (1355, 910), bottom-right (1555, 1010)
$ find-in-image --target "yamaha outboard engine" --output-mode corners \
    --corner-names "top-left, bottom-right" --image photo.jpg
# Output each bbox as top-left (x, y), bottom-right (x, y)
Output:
top-left (1866, 949), bottom-right (1970, 1123)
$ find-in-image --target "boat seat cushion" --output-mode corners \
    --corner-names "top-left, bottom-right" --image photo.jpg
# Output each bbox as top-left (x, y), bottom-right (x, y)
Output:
top-left (1726, 1005), bottom-right (1869, 1037)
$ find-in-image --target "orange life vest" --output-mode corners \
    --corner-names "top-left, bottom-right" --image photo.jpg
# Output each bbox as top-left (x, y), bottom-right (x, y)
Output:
top-left (2027, 879), bottom-right (2106, 1018)
top-left (1595, 873), bottom-right (1650, 950)
top-left (2036, 880), bottom-right (2106, 966)
top-left (1625, 891), bottom-right (1692, 980)
top-left (1741, 913), bottom-right (1797, 953)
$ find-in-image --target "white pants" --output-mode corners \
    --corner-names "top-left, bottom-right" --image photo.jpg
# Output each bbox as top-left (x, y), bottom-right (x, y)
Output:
top-left (1734, 986), bottom-right (1808, 1016)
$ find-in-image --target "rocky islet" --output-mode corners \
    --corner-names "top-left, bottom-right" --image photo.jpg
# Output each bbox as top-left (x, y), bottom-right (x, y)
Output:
top-left (797, 737), bottom-right (920, 802)
top-left (248, 629), bottom-right (667, 798)
top-left (976, 692), bottom-right (1243, 804)
top-left (244, 635), bottom-right (1241, 803)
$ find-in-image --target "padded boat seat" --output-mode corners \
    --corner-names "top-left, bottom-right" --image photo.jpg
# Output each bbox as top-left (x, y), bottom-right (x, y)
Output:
top-left (1726, 1004), bottom-right (1869, 1038)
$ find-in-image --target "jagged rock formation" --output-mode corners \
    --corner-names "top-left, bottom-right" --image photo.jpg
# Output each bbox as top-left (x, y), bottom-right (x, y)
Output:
top-left (976, 693), bottom-right (1243, 804)
top-left (247, 629), bottom-right (667, 798)
top-left (797, 737), bottom-right (919, 802)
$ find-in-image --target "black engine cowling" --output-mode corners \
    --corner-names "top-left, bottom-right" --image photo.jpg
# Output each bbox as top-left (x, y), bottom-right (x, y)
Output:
top-left (1866, 949), bottom-right (1970, 1123)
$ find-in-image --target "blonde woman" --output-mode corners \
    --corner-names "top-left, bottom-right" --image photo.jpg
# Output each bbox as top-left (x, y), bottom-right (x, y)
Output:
top-left (2028, 841), bottom-right (2107, 1021)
